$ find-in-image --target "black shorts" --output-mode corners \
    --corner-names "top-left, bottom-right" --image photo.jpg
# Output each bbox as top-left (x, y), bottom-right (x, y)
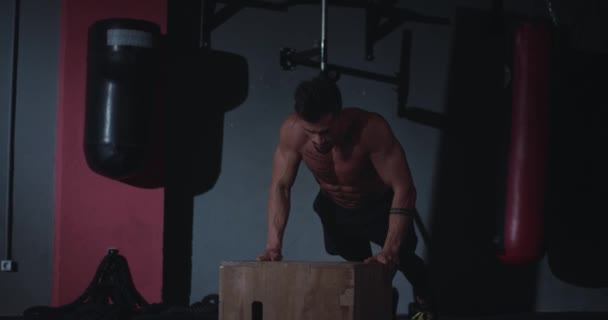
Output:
top-left (312, 190), bottom-right (418, 260)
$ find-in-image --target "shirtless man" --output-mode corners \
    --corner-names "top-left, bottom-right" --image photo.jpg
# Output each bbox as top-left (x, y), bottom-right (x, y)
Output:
top-left (257, 76), bottom-right (434, 319)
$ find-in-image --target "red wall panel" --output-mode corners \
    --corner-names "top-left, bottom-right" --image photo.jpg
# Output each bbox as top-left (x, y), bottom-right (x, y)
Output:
top-left (52, 0), bottom-right (167, 305)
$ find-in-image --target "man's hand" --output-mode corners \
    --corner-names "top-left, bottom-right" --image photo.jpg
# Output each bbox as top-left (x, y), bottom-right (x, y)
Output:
top-left (365, 251), bottom-right (399, 275)
top-left (256, 248), bottom-right (283, 261)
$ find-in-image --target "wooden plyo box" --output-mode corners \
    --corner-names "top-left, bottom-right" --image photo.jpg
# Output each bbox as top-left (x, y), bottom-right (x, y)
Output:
top-left (219, 261), bottom-right (393, 320)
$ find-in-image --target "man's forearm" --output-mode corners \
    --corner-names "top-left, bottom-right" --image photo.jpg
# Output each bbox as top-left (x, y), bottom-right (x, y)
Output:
top-left (266, 185), bottom-right (290, 250)
top-left (383, 188), bottom-right (415, 253)
top-left (383, 214), bottom-right (412, 253)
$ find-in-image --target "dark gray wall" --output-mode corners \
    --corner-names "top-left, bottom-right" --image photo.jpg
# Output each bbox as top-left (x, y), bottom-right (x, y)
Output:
top-left (0, 0), bottom-right (61, 316)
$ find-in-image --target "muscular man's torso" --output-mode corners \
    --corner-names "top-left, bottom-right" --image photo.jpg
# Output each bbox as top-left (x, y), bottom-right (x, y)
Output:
top-left (296, 108), bottom-right (389, 208)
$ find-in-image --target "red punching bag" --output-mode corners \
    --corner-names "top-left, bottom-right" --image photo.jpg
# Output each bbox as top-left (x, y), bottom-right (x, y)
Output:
top-left (497, 22), bottom-right (549, 264)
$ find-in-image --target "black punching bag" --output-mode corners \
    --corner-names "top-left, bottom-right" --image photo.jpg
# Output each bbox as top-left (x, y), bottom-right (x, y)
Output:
top-left (84, 19), bottom-right (162, 181)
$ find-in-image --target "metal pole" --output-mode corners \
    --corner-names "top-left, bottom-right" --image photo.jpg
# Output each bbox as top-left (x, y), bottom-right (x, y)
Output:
top-left (4, 0), bottom-right (20, 262)
top-left (320, 0), bottom-right (327, 72)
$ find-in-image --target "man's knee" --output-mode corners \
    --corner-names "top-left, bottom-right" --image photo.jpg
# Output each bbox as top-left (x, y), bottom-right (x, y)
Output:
top-left (324, 243), bottom-right (366, 261)
top-left (334, 247), bottom-right (371, 262)
top-left (324, 243), bottom-right (340, 256)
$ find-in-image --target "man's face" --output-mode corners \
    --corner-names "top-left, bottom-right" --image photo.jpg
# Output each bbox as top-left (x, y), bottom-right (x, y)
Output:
top-left (301, 113), bottom-right (337, 154)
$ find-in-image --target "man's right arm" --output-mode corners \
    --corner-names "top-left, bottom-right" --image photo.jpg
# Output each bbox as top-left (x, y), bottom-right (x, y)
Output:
top-left (258, 118), bottom-right (302, 261)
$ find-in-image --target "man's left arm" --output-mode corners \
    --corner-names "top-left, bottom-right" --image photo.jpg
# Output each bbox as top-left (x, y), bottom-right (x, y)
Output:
top-left (366, 114), bottom-right (417, 267)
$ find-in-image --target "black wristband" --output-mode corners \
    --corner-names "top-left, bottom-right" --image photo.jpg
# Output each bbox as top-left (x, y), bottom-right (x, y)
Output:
top-left (389, 208), bottom-right (417, 216)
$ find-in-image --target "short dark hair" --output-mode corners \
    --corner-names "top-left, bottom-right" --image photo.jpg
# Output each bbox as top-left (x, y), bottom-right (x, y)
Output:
top-left (294, 76), bottom-right (342, 123)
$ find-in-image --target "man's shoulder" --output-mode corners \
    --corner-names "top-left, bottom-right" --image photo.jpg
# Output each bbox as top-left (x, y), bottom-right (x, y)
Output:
top-left (350, 109), bottom-right (395, 150)
top-left (278, 113), bottom-right (306, 151)
top-left (279, 113), bottom-right (304, 135)
top-left (344, 107), bottom-right (387, 123)
top-left (343, 107), bottom-right (390, 132)
top-left (279, 112), bottom-right (298, 128)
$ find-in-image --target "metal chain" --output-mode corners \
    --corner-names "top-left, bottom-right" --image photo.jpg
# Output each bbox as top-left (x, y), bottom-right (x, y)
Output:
top-left (545, 0), bottom-right (559, 27)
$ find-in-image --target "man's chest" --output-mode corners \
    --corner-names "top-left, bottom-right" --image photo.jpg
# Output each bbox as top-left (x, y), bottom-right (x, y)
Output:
top-left (301, 144), bottom-right (374, 184)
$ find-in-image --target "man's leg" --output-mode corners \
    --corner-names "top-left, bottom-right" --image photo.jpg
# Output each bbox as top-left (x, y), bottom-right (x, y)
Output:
top-left (396, 227), bottom-right (435, 319)
top-left (398, 251), bottom-right (432, 304)
top-left (367, 217), bottom-right (435, 319)
top-left (313, 191), bottom-right (373, 261)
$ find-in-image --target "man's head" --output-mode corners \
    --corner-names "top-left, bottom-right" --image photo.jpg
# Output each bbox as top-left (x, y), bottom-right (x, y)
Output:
top-left (294, 76), bottom-right (343, 154)
top-left (294, 76), bottom-right (342, 123)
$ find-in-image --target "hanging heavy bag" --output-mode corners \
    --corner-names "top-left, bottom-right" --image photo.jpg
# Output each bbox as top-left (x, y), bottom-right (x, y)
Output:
top-left (496, 22), bottom-right (549, 265)
top-left (84, 18), bottom-right (163, 183)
